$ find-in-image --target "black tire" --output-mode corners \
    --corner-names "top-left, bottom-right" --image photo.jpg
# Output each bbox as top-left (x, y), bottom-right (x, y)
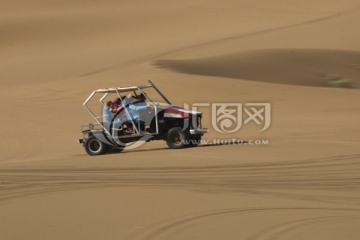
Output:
top-left (188, 135), bottom-right (201, 147)
top-left (166, 127), bottom-right (189, 149)
top-left (83, 136), bottom-right (110, 156)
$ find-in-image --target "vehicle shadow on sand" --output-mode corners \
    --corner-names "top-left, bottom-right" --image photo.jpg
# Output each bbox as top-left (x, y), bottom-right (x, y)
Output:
top-left (111, 141), bottom-right (248, 155)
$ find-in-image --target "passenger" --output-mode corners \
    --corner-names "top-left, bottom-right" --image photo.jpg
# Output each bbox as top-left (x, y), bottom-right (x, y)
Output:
top-left (103, 101), bottom-right (115, 122)
top-left (103, 101), bottom-right (125, 122)
top-left (110, 95), bottom-right (129, 110)
top-left (112, 99), bottom-right (119, 109)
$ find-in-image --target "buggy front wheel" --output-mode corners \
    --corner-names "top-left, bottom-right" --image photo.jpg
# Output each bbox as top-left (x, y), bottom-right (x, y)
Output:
top-left (166, 127), bottom-right (189, 149)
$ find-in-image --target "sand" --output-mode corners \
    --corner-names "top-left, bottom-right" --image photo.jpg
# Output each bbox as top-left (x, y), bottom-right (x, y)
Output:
top-left (1, 0), bottom-right (360, 239)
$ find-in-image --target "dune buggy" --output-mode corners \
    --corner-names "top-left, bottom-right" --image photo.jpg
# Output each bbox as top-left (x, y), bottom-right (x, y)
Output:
top-left (79, 81), bottom-right (208, 156)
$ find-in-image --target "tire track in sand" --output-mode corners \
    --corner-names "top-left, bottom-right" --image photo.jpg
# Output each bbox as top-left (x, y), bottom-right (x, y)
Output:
top-left (130, 207), bottom-right (360, 240)
top-left (1, 154), bottom-right (360, 205)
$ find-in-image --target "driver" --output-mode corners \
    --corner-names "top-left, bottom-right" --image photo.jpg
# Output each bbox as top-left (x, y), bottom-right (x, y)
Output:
top-left (128, 93), bottom-right (147, 120)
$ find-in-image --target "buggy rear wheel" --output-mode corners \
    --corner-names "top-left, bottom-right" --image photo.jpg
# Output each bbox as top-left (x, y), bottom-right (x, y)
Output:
top-left (83, 136), bottom-right (110, 156)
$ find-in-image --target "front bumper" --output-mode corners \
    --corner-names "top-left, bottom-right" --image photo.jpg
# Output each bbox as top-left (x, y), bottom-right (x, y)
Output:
top-left (189, 128), bottom-right (209, 135)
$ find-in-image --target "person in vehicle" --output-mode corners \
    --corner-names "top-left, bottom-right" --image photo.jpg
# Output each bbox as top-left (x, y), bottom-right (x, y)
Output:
top-left (103, 101), bottom-right (125, 122)
top-left (105, 93), bottom-right (148, 133)
top-left (103, 100), bottom-right (135, 134)
top-left (126, 93), bottom-right (149, 131)
top-left (112, 99), bottom-right (119, 109)
top-left (113, 96), bottom-right (128, 109)
top-left (129, 94), bottom-right (147, 118)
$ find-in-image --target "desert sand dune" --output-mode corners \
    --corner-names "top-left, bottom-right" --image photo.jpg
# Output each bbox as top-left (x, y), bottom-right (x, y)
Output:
top-left (1, 0), bottom-right (360, 239)
top-left (156, 49), bottom-right (360, 88)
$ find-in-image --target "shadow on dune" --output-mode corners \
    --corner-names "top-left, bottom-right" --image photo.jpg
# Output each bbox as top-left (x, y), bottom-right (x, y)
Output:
top-left (155, 49), bottom-right (360, 88)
